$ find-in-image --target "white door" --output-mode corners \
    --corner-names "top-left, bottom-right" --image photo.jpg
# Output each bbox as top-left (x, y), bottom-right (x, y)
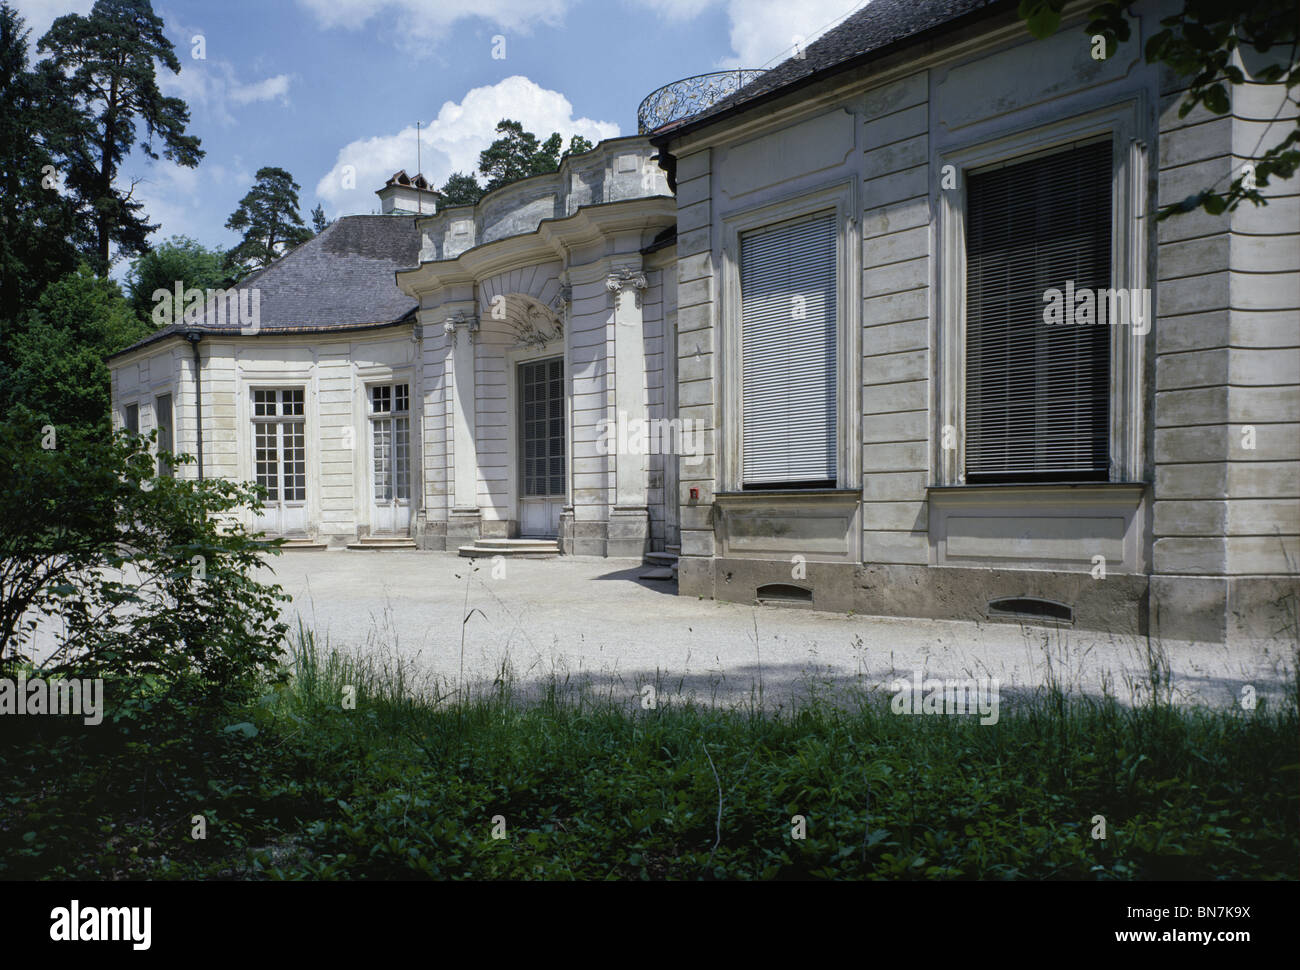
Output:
top-left (518, 357), bottom-right (564, 537)
top-left (252, 388), bottom-right (308, 536)
top-left (368, 382), bottom-right (412, 535)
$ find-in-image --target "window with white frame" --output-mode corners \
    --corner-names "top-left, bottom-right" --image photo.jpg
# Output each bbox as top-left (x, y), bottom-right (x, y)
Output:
top-left (739, 211), bottom-right (838, 489)
top-left (964, 138), bottom-right (1112, 483)
top-left (937, 103), bottom-right (1148, 489)
top-left (252, 388), bottom-right (306, 503)
top-left (370, 383), bottom-right (410, 502)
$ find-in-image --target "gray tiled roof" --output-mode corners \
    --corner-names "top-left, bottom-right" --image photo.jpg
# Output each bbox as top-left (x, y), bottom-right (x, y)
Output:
top-left (239, 214), bottom-right (421, 328)
top-left (111, 214), bottom-right (421, 358)
top-left (661, 0), bottom-right (1007, 138)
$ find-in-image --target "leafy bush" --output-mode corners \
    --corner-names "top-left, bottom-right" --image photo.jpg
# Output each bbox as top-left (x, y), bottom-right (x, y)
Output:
top-left (0, 413), bottom-right (289, 697)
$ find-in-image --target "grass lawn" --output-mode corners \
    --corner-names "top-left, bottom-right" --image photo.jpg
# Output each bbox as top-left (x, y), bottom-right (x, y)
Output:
top-left (2, 627), bottom-right (1296, 880)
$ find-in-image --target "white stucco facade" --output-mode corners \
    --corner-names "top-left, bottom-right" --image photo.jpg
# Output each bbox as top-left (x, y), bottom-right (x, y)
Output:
top-left (109, 0), bottom-right (1298, 645)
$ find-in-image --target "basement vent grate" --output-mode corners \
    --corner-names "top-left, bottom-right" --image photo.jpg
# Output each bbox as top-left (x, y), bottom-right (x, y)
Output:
top-left (988, 597), bottom-right (1073, 624)
top-left (756, 583), bottom-right (813, 604)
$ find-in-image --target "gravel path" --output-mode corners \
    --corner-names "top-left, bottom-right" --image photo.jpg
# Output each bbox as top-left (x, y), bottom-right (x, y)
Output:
top-left (260, 550), bottom-right (1295, 710)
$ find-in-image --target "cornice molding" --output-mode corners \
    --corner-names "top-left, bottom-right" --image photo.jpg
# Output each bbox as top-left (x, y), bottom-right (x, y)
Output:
top-left (395, 197), bottom-right (675, 297)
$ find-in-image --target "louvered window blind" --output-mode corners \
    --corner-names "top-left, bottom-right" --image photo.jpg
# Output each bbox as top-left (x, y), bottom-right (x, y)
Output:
top-left (740, 212), bottom-right (837, 488)
top-left (965, 139), bottom-right (1112, 482)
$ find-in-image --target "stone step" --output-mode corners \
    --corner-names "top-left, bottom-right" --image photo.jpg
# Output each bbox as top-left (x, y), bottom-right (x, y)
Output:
top-left (459, 542), bottom-right (559, 559)
top-left (639, 567), bottom-right (676, 581)
top-left (279, 538), bottom-right (328, 551)
top-left (645, 551), bottom-right (678, 565)
top-left (474, 537), bottom-right (561, 550)
top-left (347, 538), bottom-right (417, 550)
top-left (667, 544), bottom-right (681, 553)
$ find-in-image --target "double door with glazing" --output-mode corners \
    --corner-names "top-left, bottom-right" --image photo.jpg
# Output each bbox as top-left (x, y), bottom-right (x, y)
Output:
top-left (252, 388), bottom-right (308, 536)
top-left (518, 358), bottom-right (564, 537)
top-left (369, 382), bottom-right (411, 535)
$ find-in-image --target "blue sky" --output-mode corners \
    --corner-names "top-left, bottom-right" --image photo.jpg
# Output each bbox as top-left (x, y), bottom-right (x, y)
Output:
top-left (14, 0), bottom-right (865, 270)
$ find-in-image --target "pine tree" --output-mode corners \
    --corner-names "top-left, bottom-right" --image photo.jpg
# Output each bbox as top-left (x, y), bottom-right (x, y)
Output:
top-left (0, 2), bottom-right (86, 329)
top-left (224, 167), bottom-right (314, 277)
top-left (478, 121), bottom-right (598, 193)
top-left (36, 0), bottom-right (203, 275)
top-left (438, 172), bottom-right (483, 207)
top-left (565, 135), bottom-right (595, 158)
top-left (478, 120), bottom-right (543, 192)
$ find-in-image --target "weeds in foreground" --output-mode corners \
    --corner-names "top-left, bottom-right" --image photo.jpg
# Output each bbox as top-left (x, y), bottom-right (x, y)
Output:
top-left (2, 620), bottom-right (1295, 880)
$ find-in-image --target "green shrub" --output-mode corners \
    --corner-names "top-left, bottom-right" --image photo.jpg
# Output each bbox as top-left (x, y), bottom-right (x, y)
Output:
top-left (0, 413), bottom-right (289, 697)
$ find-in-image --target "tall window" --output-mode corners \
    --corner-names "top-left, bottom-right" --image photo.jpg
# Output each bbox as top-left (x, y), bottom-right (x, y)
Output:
top-left (252, 389), bottom-right (306, 502)
top-left (124, 403), bottom-right (139, 434)
top-left (370, 383), bottom-right (410, 502)
top-left (155, 394), bottom-right (173, 478)
top-left (964, 139), bottom-right (1112, 482)
top-left (519, 359), bottom-right (564, 497)
top-left (740, 211), bottom-right (837, 489)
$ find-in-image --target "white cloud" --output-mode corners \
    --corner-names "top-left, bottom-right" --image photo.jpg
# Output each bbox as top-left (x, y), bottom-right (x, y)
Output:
top-left (153, 10), bottom-right (291, 123)
top-left (294, 0), bottom-right (569, 46)
top-left (632, 0), bottom-right (715, 22)
top-left (315, 75), bottom-right (620, 215)
top-left (292, 0), bottom-right (861, 67)
top-left (229, 74), bottom-right (292, 106)
top-left (635, 0), bottom-right (863, 68)
top-left (158, 61), bottom-right (293, 125)
top-left (108, 159), bottom-right (208, 275)
top-left (7, 0), bottom-right (94, 46)
top-left (716, 0), bottom-right (863, 70)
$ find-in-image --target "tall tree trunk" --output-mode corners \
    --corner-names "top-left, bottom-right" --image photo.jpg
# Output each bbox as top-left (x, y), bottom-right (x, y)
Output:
top-left (96, 75), bottom-right (119, 277)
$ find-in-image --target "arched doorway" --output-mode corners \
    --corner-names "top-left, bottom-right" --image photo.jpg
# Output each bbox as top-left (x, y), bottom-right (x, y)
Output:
top-left (489, 293), bottom-right (567, 539)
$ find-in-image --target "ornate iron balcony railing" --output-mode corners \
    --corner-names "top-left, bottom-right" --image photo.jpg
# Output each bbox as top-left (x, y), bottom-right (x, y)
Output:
top-left (637, 70), bottom-right (767, 134)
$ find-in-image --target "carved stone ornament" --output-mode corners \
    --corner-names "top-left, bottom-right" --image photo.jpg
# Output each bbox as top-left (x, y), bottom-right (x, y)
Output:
top-left (549, 284), bottom-right (572, 314)
top-left (512, 303), bottom-right (563, 349)
top-left (443, 312), bottom-right (479, 345)
top-left (605, 268), bottom-right (648, 310)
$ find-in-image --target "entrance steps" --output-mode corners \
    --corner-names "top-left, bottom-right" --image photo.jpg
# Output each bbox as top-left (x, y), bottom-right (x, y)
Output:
top-left (640, 544), bottom-right (679, 582)
top-left (347, 536), bottom-right (418, 550)
top-left (459, 537), bottom-right (560, 559)
top-left (278, 537), bottom-right (328, 551)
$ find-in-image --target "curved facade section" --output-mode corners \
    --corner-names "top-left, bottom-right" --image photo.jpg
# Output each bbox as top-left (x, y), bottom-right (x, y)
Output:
top-left (416, 137), bottom-right (671, 262)
top-left (399, 136), bottom-right (679, 556)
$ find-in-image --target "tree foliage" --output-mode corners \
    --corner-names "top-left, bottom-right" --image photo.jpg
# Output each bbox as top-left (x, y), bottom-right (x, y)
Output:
top-left (1019, 0), bottom-right (1298, 217)
top-left (0, 413), bottom-right (289, 695)
top-left (566, 134), bottom-right (595, 158)
top-left (3, 267), bottom-right (149, 431)
top-left (0, 3), bottom-right (87, 332)
top-left (477, 120), bottom-right (598, 192)
top-left (310, 203), bottom-right (330, 234)
top-left (438, 171), bottom-right (484, 207)
top-left (223, 166), bottom-right (314, 277)
top-left (36, 0), bottom-right (203, 275)
top-left (126, 235), bottom-right (229, 323)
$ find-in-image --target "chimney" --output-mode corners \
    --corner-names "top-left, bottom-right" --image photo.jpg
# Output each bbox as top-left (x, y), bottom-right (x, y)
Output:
top-left (376, 170), bottom-right (442, 215)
